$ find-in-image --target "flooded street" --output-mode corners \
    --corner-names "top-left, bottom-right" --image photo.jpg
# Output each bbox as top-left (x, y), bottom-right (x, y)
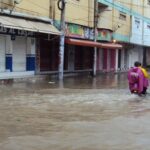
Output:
top-left (1, 73), bottom-right (150, 150)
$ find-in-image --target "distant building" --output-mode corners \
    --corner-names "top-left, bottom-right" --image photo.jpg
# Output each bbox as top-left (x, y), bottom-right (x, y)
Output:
top-left (98, 0), bottom-right (150, 70)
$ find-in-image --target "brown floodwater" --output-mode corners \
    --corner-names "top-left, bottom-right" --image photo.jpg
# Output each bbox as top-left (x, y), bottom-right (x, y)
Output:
top-left (0, 73), bottom-right (150, 150)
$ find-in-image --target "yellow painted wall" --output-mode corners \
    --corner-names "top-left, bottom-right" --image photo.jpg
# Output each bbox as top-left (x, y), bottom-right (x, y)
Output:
top-left (97, 1), bottom-right (131, 36)
top-left (144, 0), bottom-right (150, 18)
top-left (1, 0), bottom-right (150, 30)
top-left (0, 0), bottom-right (14, 10)
top-left (0, 0), bottom-right (50, 17)
top-left (55, 0), bottom-right (94, 27)
top-left (97, 0), bottom-right (147, 37)
top-left (98, 7), bottom-right (113, 30)
top-left (114, 0), bottom-right (150, 19)
top-left (15, 0), bottom-right (50, 17)
top-left (0, 0), bottom-right (94, 27)
top-left (112, 9), bottom-right (131, 36)
top-left (131, 0), bottom-right (143, 15)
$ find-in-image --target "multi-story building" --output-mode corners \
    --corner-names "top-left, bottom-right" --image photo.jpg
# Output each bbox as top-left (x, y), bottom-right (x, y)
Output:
top-left (0, 0), bottom-right (149, 79)
top-left (98, 0), bottom-right (150, 71)
top-left (0, 0), bottom-right (60, 79)
top-left (0, 0), bottom-right (121, 79)
top-left (53, 0), bottom-right (122, 75)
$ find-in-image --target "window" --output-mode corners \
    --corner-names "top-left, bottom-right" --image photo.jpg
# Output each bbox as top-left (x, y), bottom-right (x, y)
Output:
top-left (135, 18), bottom-right (140, 28)
top-left (119, 12), bottom-right (126, 21)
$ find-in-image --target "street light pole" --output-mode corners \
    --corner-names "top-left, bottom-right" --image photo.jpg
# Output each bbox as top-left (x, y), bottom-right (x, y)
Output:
top-left (93, 0), bottom-right (98, 76)
top-left (58, 0), bottom-right (66, 80)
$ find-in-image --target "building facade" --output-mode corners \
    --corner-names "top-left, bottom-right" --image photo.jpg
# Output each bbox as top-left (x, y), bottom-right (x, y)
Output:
top-left (0, 0), bottom-right (149, 79)
top-left (54, 0), bottom-right (122, 75)
top-left (0, 0), bottom-right (60, 79)
top-left (98, 0), bottom-right (150, 71)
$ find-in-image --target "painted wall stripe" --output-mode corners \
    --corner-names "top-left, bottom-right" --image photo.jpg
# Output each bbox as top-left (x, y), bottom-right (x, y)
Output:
top-left (6, 54), bottom-right (12, 72)
top-left (26, 55), bottom-right (35, 71)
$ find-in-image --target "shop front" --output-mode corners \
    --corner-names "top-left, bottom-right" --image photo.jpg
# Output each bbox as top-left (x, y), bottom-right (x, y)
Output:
top-left (64, 23), bottom-right (122, 74)
top-left (65, 38), bottom-right (122, 74)
top-left (36, 34), bottom-right (59, 73)
top-left (0, 15), bottom-right (60, 79)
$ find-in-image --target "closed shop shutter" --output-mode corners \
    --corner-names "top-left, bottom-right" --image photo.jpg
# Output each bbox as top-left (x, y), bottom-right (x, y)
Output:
top-left (13, 37), bottom-right (26, 71)
top-left (0, 36), bottom-right (6, 72)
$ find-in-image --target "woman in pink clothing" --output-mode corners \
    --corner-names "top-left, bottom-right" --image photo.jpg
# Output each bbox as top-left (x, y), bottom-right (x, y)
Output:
top-left (128, 61), bottom-right (149, 95)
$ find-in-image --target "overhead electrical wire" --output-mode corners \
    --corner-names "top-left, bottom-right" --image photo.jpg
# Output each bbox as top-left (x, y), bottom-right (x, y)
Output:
top-left (0, 0), bottom-right (149, 37)
top-left (1, 0), bottom-right (149, 22)
top-left (0, 1), bottom-right (143, 27)
top-left (0, 0), bottom-right (148, 24)
top-left (0, 1), bottom-right (40, 15)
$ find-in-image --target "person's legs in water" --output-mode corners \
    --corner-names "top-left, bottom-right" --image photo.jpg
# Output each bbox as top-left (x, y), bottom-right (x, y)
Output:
top-left (142, 87), bottom-right (147, 95)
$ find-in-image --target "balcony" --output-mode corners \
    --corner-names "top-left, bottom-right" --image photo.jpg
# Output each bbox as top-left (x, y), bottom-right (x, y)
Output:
top-left (97, 3), bottom-right (113, 31)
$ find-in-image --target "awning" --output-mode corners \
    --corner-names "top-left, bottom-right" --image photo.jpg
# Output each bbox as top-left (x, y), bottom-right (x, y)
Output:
top-left (65, 38), bottom-right (122, 49)
top-left (0, 15), bottom-right (60, 35)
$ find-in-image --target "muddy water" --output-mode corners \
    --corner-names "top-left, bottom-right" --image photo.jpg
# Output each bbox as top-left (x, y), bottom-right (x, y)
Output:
top-left (0, 73), bottom-right (150, 150)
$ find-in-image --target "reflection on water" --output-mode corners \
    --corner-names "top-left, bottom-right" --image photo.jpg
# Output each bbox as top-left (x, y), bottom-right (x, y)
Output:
top-left (0, 73), bottom-right (150, 150)
top-left (60, 73), bottom-right (128, 89)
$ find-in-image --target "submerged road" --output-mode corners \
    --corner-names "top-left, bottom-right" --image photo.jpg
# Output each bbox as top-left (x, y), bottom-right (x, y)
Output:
top-left (0, 73), bottom-right (150, 150)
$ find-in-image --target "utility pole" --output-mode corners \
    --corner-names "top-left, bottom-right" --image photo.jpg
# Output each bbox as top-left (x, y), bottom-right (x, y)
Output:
top-left (142, 0), bottom-right (146, 67)
top-left (58, 0), bottom-right (66, 80)
top-left (93, 0), bottom-right (98, 76)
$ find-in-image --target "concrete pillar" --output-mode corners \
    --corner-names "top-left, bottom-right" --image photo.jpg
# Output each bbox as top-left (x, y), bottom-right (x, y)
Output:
top-left (115, 49), bottom-right (119, 71)
top-left (68, 45), bottom-right (75, 72)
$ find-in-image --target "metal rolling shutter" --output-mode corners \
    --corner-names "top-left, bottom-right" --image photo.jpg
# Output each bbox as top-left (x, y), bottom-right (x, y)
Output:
top-left (13, 37), bottom-right (26, 72)
top-left (0, 36), bottom-right (6, 72)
